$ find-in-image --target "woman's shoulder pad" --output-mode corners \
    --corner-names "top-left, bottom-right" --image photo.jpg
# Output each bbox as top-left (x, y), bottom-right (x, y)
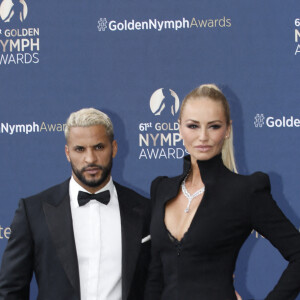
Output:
top-left (248, 171), bottom-right (271, 191)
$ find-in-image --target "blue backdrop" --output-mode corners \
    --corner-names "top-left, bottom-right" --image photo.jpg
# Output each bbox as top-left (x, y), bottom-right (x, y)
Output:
top-left (1, 0), bottom-right (300, 299)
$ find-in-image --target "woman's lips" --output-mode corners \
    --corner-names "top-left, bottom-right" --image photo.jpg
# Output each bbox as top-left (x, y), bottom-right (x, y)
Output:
top-left (194, 145), bottom-right (212, 152)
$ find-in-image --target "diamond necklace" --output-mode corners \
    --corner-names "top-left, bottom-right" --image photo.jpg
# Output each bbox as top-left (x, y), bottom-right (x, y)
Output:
top-left (181, 174), bottom-right (205, 213)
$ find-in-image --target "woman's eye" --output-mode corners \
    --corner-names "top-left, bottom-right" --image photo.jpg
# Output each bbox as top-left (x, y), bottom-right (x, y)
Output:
top-left (187, 124), bottom-right (198, 129)
top-left (210, 124), bottom-right (221, 129)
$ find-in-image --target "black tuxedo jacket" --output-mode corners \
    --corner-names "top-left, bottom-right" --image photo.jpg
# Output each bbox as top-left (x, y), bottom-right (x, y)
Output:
top-left (0, 179), bottom-right (151, 300)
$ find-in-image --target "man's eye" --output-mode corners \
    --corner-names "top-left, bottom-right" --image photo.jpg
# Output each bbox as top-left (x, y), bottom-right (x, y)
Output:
top-left (75, 147), bottom-right (84, 152)
top-left (95, 145), bottom-right (104, 150)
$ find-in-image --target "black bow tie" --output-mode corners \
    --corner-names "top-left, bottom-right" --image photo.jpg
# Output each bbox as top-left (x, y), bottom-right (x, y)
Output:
top-left (77, 190), bottom-right (110, 207)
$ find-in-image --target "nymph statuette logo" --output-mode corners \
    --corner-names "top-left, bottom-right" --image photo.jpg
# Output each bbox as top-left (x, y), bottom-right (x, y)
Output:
top-left (150, 88), bottom-right (180, 116)
top-left (0, 0), bottom-right (28, 23)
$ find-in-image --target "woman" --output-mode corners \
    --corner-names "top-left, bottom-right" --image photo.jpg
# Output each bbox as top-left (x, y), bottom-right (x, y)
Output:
top-left (145, 84), bottom-right (300, 300)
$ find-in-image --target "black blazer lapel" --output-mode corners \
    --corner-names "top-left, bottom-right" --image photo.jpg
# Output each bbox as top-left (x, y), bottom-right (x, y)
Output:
top-left (42, 180), bottom-right (80, 297)
top-left (115, 183), bottom-right (144, 300)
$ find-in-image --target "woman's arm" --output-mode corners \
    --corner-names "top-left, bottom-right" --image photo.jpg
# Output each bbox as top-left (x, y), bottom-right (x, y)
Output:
top-left (250, 172), bottom-right (300, 300)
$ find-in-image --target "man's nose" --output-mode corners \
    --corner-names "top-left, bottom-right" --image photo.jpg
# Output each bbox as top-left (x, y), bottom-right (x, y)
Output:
top-left (84, 149), bottom-right (97, 163)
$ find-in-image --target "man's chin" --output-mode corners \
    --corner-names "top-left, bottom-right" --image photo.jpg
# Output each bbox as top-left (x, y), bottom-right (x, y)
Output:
top-left (82, 178), bottom-right (103, 188)
top-left (80, 174), bottom-right (111, 188)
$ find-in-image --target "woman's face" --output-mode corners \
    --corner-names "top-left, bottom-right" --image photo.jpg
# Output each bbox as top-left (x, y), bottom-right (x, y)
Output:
top-left (179, 97), bottom-right (231, 163)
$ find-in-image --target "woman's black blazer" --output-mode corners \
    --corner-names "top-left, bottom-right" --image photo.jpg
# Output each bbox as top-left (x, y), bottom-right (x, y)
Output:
top-left (145, 154), bottom-right (300, 300)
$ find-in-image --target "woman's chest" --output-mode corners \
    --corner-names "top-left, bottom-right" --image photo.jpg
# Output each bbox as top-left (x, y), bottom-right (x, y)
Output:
top-left (151, 186), bottom-right (252, 252)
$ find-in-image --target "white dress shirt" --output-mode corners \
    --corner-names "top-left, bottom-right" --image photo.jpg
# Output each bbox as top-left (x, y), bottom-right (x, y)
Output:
top-left (70, 176), bottom-right (122, 300)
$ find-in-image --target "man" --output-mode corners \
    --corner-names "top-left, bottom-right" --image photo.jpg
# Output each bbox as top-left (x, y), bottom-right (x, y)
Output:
top-left (0, 108), bottom-right (151, 300)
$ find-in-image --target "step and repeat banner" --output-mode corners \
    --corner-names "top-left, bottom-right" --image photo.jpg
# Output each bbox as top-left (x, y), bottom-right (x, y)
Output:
top-left (1, 0), bottom-right (300, 298)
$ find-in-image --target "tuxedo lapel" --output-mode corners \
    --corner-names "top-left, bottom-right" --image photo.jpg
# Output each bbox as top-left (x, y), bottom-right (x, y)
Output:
top-left (42, 181), bottom-right (80, 297)
top-left (115, 183), bottom-right (144, 300)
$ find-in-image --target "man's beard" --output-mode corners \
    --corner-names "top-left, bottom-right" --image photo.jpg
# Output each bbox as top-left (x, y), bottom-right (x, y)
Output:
top-left (70, 158), bottom-right (113, 188)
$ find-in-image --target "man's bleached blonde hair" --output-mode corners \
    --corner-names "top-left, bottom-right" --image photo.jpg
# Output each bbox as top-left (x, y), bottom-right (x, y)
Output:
top-left (64, 108), bottom-right (114, 142)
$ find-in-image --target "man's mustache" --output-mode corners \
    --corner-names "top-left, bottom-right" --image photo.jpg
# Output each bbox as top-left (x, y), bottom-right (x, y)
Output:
top-left (81, 164), bottom-right (104, 172)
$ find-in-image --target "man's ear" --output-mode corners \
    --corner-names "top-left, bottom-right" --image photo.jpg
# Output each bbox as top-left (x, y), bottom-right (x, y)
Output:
top-left (65, 145), bottom-right (71, 162)
top-left (112, 140), bottom-right (118, 158)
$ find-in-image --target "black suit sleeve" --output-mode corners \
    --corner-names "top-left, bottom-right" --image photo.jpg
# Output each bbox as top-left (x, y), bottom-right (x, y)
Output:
top-left (249, 172), bottom-right (300, 300)
top-left (144, 177), bottom-right (164, 300)
top-left (0, 199), bottom-right (34, 300)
